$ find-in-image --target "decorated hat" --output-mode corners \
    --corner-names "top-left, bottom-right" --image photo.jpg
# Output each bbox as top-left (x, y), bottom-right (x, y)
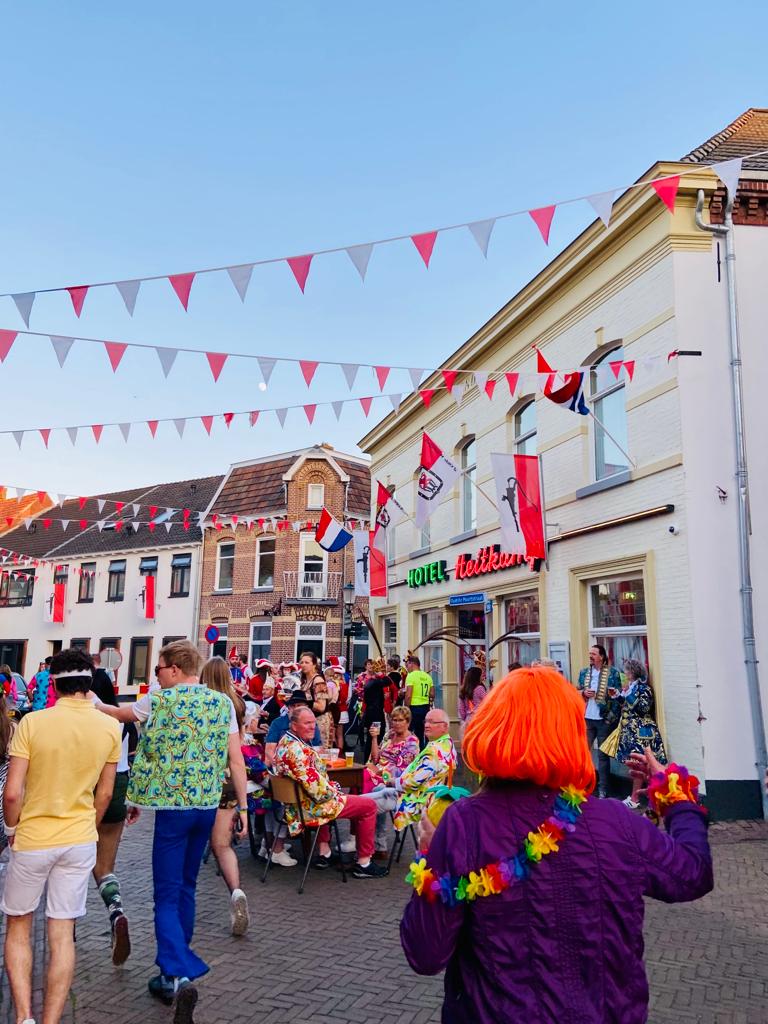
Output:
top-left (371, 656), bottom-right (387, 674)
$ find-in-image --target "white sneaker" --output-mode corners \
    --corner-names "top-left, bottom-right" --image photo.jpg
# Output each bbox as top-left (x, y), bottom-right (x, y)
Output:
top-left (340, 837), bottom-right (357, 854)
top-left (257, 841), bottom-right (268, 859)
top-left (271, 849), bottom-right (298, 867)
top-left (622, 796), bottom-right (641, 810)
top-left (230, 888), bottom-right (249, 936)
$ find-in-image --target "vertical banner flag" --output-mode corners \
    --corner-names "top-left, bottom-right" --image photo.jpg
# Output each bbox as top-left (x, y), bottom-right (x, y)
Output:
top-left (315, 507), bottom-right (353, 552)
top-left (490, 453), bottom-right (547, 560)
top-left (137, 573), bottom-right (156, 619)
top-left (415, 432), bottom-right (460, 528)
top-left (369, 530), bottom-right (388, 599)
top-left (44, 582), bottom-right (66, 623)
top-left (353, 530), bottom-right (371, 597)
top-left (373, 481), bottom-right (407, 550)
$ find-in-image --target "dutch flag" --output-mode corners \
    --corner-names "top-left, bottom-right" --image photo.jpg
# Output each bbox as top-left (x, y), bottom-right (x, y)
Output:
top-left (315, 507), bottom-right (353, 552)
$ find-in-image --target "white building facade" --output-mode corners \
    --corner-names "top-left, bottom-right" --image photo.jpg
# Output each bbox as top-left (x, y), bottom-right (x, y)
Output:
top-left (360, 113), bottom-right (768, 819)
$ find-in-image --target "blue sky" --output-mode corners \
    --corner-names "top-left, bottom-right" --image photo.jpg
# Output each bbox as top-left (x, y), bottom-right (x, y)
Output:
top-left (1, 1), bottom-right (766, 499)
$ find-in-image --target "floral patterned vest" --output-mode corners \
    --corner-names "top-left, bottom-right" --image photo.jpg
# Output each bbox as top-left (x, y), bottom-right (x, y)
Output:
top-left (127, 685), bottom-right (230, 810)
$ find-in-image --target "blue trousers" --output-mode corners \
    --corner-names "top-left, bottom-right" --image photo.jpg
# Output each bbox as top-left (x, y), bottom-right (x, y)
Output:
top-left (152, 808), bottom-right (216, 980)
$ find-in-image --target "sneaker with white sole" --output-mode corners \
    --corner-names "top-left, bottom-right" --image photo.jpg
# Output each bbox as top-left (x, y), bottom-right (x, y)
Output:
top-left (230, 888), bottom-right (249, 936)
top-left (352, 860), bottom-right (388, 879)
top-left (622, 796), bottom-right (641, 810)
top-left (257, 840), bottom-right (268, 859)
top-left (271, 849), bottom-right (298, 867)
top-left (340, 837), bottom-right (357, 854)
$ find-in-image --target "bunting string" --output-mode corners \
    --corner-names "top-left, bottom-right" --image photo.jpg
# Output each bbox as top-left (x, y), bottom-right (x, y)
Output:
top-left (0, 154), bottom-right (759, 325)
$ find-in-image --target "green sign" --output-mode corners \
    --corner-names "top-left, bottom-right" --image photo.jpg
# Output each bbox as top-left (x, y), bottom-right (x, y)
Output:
top-left (408, 559), bottom-right (448, 588)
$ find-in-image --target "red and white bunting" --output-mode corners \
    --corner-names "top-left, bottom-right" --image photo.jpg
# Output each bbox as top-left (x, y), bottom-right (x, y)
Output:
top-left (104, 341), bottom-right (128, 372)
top-left (287, 254), bottom-right (313, 293)
top-left (67, 286), bottom-right (88, 317)
top-left (0, 330), bottom-right (17, 362)
top-left (651, 175), bottom-right (680, 213)
top-left (299, 360), bottom-right (319, 387)
top-left (529, 205), bottom-right (556, 245)
top-left (374, 366), bottom-right (390, 391)
top-left (206, 352), bottom-right (228, 382)
top-left (411, 231), bottom-right (437, 268)
top-left (169, 272), bottom-right (195, 310)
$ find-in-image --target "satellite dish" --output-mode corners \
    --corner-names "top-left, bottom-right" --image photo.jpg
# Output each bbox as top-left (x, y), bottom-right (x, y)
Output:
top-left (99, 647), bottom-right (123, 671)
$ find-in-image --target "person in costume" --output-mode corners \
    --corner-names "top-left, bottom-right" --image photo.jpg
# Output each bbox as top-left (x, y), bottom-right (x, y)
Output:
top-left (602, 659), bottom-right (666, 810)
top-left (366, 707), bottom-right (420, 856)
top-left (576, 643), bottom-right (622, 797)
top-left (400, 666), bottom-right (713, 1024)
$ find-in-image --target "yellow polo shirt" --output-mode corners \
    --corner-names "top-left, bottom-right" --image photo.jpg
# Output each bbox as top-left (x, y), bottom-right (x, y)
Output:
top-left (406, 670), bottom-right (433, 706)
top-left (9, 697), bottom-right (121, 852)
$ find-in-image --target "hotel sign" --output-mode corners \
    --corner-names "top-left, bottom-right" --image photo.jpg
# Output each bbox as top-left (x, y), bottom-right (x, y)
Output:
top-left (408, 544), bottom-right (538, 589)
top-left (408, 559), bottom-right (448, 589)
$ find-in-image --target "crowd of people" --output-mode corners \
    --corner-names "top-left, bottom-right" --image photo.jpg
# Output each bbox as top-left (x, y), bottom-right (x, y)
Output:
top-left (0, 639), bottom-right (718, 1024)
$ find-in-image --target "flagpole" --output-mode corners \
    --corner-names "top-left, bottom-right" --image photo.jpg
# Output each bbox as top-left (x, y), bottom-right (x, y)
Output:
top-left (587, 408), bottom-right (636, 469)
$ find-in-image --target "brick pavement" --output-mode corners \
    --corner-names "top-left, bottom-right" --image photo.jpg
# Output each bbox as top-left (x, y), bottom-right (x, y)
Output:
top-left (1, 817), bottom-right (766, 1024)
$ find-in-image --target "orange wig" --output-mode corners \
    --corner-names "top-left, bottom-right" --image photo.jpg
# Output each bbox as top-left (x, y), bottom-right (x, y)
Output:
top-left (462, 666), bottom-right (596, 793)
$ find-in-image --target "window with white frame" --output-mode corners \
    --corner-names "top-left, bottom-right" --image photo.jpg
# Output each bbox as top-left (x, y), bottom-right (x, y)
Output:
top-left (505, 592), bottom-right (541, 667)
top-left (215, 542), bottom-right (235, 591)
top-left (460, 437), bottom-right (477, 532)
top-left (170, 553), bottom-right (192, 597)
top-left (589, 576), bottom-right (648, 673)
top-left (307, 483), bottom-right (325, 509)
top-left (381, 615), bottom-right (398, 659)
top-left (250, 620), bottom-right (272, 665)
top-left (514, 400), bottom-right (537, 455)
top-left (590, 347), bottom-right (629, 481)
top-left (210, 622), bottom-right (228, 659)
top-left (254, 537), bottom-right (276, 589)
top-left (295, 620), bottom-right (324, 662)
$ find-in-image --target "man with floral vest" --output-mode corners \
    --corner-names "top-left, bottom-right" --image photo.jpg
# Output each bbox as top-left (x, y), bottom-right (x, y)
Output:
top-left (95, 640), bottom-right (247, 1024)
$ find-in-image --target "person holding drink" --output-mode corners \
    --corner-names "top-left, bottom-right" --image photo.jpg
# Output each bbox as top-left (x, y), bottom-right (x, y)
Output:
top-left (576, 644), bottom-right (622, 798)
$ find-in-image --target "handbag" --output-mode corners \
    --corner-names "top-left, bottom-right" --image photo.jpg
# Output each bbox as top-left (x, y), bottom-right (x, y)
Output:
top-left (599, 725), bottom-right (621, 758)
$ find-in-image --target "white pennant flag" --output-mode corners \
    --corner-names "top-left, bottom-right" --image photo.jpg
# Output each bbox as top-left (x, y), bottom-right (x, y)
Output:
top-left (132, 504), bottom-right (140, 517)
top-left (12, 292), bottom-right (36, 327)
top-left (97, 520), bottom-right (106, 532)
top-left (275, 408), bottom-right (288, 428)
top-left (132, 522), bottom-right (140, 532)
top-left (389, 393), bottom-right (402, 415)
top-left (713, 157), bottom-right (742, 199)
top-left (291, 521), bottom-right (300, 532)
top-left (60, 520), bottom-right (70, 532)
top-left (115, 280), bottom-right (141, 316)
top-left (156, 347), bottom-right (178, 378)
top-left (340, 363), bottom-right (360, 390)
top-left (474, 371), bottom-right (489, 393)
top-left (56, 494), bottom-right (67, 507)
top-left (451, 383), bottom-right (465, 407)
top-left (174, 419), bottom-right (186, 438)
top-left (258, 357), bottom-right (277, 386)
top-left (50, 336), bottom-right (75, 367)
top-left (586, 190), bottom-right (616, 228)
top-left (331, 401), bottom-right (344, 420)
top-left (345, 243), bottom-right (374, 281)
top-left (467, 218), bottom-right (496, 257)
top-left (12, 431), bottom-right (24, 448)
top-left (408, 367), bottom-right (425, 390)
top-left (67, 427), bottom-right (78, 445)
top-left (24, 518), bottom-right (32, 530)
top-left (227, 264), bottom-right (254, 301)
top-left (97, 499), bottom-right (106, 514)
top-left (164, 522), bottom-right (174, 533)
top-left (119, 423), bottom-right (131, 442)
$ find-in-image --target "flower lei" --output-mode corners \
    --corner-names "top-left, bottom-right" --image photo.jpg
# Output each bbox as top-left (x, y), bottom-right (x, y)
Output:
top-left (406, 784), bottom-right (588, 905)
top-left (647, 763), bottom-right (700, 815)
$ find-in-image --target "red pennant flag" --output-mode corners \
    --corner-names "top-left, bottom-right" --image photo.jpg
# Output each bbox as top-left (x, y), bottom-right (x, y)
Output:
top-left (183, 508), bottom-right (190, 519)
top-left (36, 490), bottom-right (47, 503)
top-left (150, 506), bottom-right (158, 518)
top-left (623, 359), bottom-right (635, 382)
top-left (249, 411), bottom-right (259, 427)
top-left (484, 379), bottom-right (496, 400)
top-left (359, 396), bottom-right (373, 417)
top-left (115, 520), bottom-right (124, 532)
top-left (67, 286), bottom-right (89, 317)
top-left (147, 420), bottom-right (159, 438)
top-left (201, 415), bottom-right (214, 435)
top-left (79, 519), bottom-right (88, 530)
top-left (5, 517), bottom-right (13, 528)
top-left (287, 254), bottom-right (314, 293)
top-left (43, 518), bottom-right (52, 529)
top-left (609, 360), bottom-right (623, 380)
top-left (206, 352), bottom-right (228, 382)
top-left (39, 428), bottom-right (51, 448)
top-left (536, 348), bottom-right (552, 373)
top-left (115, 501), bottom-right (124, 513)
top-left (651, 175), bottom-right (680, 213)
top-left (104, 341), bottom-right (128, 372)
top-left (183, 521), bottom-right (190, 531)
top-left (149, 521), bottom-right (156, 532)
top-left (79, 497), bottom-right (87, 510)
top-left (419, 389), bottom-right (435, 408)
top-left (442, 369), bottom-right (458, 390)
top-left (169, 272), bottom-right (195, 310)
top-left (299, 360), bottom-right (319, 387)
top-left (91, 424), bottom-right (103, 443)
top-left (0, 330), bottom-right (18, 362)
top-left (505, 372), bottom-right (520, 395)
top-left (374, 366), bottom-right (390, 391)
top-left (411, 231), bottom-right (438, 268)
top-left (231, 515), bottom-right (239, 527)
top-left (304, 404), bottom-right (317, 424)
top-left (223, 412), bottom-right (235, 428)
top-left (529, 206), bottom-right (556, 244)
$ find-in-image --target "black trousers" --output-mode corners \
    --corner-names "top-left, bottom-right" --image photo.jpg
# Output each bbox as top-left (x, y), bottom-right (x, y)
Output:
top-left (585, 718), bottom-right (611, 795)
top-left (410, 705), bottom-right (429, 749)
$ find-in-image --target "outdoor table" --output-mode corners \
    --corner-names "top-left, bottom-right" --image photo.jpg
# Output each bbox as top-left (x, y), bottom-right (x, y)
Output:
top-left (328, 763), bottom-right (365, 793)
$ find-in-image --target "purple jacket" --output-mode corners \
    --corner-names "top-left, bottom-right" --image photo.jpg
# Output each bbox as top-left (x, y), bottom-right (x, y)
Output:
top-left (401, 781), bottom-right (713, 1024)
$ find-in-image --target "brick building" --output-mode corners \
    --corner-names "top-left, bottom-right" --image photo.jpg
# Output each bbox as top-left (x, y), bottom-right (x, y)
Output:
top-left (197, 445), bottom-right (371, 670)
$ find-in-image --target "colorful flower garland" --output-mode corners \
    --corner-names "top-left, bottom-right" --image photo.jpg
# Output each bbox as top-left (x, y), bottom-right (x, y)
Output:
top-left (406, 783), bottom-right (588, 905)
top-left (647, 763), bottom-right (700, 815)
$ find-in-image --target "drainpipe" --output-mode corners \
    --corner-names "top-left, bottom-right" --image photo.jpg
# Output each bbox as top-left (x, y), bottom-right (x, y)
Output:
top-left (695, 187), bottom-right (768, 819)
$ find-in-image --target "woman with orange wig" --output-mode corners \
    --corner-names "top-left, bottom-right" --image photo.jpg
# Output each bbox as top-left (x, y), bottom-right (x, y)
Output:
top-left (400, 666), bottom-right (713, 1024)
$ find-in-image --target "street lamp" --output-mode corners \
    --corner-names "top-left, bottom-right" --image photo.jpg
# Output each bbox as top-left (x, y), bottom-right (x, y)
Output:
top-left (343, 582), bottom-right (355, 671)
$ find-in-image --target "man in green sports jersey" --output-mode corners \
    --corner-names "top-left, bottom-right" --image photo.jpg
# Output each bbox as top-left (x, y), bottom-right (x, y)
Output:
top-left (404, 654), bottom-right (434, 748)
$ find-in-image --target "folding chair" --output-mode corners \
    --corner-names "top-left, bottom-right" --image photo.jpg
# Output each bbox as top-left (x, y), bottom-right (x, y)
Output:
top-left (386, 763), bottom-right (454, 874)
top-left (261, 774), bottom-right (347, 894)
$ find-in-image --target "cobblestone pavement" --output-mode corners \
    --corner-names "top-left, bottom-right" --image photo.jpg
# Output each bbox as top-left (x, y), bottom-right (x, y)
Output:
top-left (1, 817), bottom-right (766, 1024)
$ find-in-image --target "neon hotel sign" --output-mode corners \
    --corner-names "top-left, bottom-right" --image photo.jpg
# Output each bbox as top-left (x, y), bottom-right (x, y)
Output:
top-left (408, 544), bottom-right (536, 588)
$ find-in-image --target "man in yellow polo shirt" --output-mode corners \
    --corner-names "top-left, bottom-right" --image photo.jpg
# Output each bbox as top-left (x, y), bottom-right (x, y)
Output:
top-left (404, 654), bottom-right (435, 748)
top-left (1, 648), bottom-right (121, 1024)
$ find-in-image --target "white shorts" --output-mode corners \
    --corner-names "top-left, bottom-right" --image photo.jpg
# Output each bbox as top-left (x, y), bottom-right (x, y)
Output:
top-left (1, 842), bottom-right (97, 919)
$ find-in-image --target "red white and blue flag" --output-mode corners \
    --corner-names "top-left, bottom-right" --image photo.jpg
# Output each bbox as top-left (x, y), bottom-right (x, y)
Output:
top-left (315, 507), bottom-right (353, 552)
top-left (538, 349), bottom-right (589, 416)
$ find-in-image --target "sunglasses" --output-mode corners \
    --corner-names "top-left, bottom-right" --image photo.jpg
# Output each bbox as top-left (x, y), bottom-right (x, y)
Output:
top-left (154, 664), bottom-right (174, 675)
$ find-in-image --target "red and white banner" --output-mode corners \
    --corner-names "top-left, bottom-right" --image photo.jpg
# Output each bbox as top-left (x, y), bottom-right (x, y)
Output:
top-left (44, 582), bottom-right (66, 623)
top-left (137, 573), bottom-right (156, 619)
top-left (415, 432), bottom-right (460, 529)
top-left (369, 530), bottom-right (388, 599)
top-left (490, 453), bottom-right (546, 560)
top-left (353, 530), bottom-right (371, 597)
top-left (373, 481), bottom-right (407, 549)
